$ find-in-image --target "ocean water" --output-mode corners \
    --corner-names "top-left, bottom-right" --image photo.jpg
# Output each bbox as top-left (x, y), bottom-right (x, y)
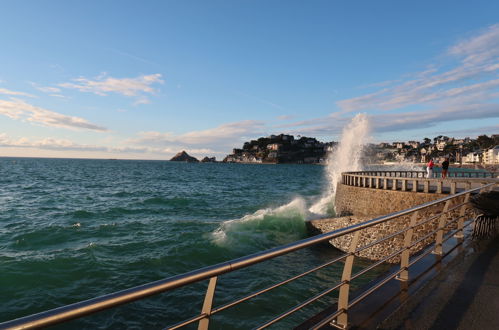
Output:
top-left (0, 158), bottom-right (386, 329)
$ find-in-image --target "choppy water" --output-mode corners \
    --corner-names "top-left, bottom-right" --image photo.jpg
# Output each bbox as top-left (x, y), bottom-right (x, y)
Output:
top-left (0, 158), bottom-right (386, 329)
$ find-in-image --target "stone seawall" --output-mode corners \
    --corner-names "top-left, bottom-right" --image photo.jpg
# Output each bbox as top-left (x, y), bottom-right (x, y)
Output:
top-left (308, 183), bottom-right (476, 263)
top-left (334, 183), bottom-right (446, 217)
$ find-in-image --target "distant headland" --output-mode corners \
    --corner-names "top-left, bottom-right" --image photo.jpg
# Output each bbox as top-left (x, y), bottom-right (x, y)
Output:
top-left (171, 133), bottom-right (499, 166)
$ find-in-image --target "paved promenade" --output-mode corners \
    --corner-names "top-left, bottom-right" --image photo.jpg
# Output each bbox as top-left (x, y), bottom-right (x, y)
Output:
top-left (380, 237), bottom-right (499, 329)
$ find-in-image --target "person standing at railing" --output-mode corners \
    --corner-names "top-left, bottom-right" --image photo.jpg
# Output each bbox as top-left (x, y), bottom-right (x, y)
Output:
top-left (441, 158), bottom-right (450, 179)
top-left (426, 158), bottom-right (434, 178)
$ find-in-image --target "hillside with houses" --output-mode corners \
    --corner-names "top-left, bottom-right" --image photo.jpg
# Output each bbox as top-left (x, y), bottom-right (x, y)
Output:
top-left (222, 134), bottom-right (499, 165)
top-left (223, 134), bottom-right (336, 164)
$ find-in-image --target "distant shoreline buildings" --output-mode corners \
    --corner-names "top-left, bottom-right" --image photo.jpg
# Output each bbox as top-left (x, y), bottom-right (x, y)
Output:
top-left (221, 134), bottom-right (499, 165)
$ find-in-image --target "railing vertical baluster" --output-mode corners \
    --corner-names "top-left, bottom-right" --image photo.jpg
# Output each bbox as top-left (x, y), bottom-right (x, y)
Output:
top-left (397, 211), bottom-right (419, 281)
top-left (412, 179), bottom-right (418, 192)
top-left (334, 231), bottom-right (361, 329)
top-left (433, 200), bottom-right (451, 256)
top-left (198, 276), bottom-right (218, 330)
top-left (437, 181), bottom-right (443, 194)
top-left (454, 193), bottom-right (470, 239)
top-left (392, 178), bottom-right (397, 191)
top-left (450, 182), bottom-right (457, 194)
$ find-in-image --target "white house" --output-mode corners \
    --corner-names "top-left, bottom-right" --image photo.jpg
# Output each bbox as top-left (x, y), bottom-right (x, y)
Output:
top-left (463, 151), bottom-right (482, 163)
top-left (483, 146), bottom-right (499, 164)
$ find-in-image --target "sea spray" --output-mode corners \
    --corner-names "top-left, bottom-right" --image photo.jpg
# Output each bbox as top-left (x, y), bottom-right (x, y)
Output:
top-left (309, 113), bottom-right (371, 215)
top-left (212, 198), bottom-right (308, 250)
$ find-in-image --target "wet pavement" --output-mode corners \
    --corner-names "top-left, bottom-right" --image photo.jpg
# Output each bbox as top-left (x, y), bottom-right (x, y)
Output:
top-left (379, 237), bottom-right (499, 330)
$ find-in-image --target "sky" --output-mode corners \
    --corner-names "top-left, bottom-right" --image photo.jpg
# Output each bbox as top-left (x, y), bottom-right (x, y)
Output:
top-left (0, 0), bottom-right (498, 160)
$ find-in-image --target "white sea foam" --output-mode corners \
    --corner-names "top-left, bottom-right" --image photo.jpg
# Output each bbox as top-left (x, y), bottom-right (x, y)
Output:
top-left (212, 114), bottom-right (372, 246)
top-left (309, 113), bottom-right (371, 215)
top-left (212, 197), bottom-right (308, 247)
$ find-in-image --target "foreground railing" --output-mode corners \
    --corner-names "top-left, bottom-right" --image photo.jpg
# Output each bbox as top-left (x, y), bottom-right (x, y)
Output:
top-left (1, 183), bottom-right (497, 330)
top-left (343, 171), bottom-right (498, 194)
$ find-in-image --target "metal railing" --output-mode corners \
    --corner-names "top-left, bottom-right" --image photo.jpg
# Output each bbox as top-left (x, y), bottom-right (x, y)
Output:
top-left (347, 170), bottom-right (497, 178)
top-left (1, 183), bottom-right (497, 330)
top-left (343, 171), bottom-right (498, 194)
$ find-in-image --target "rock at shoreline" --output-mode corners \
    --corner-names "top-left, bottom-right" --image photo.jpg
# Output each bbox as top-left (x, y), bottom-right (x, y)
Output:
top-left (201, 156), bottom-right (217, 163)
top-left (170, 151), bottom-right (199, 162)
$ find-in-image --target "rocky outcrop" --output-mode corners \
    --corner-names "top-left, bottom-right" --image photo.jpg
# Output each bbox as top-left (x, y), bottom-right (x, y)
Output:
top-left (201, 157), bottom-right (217, 163)
top-left (170, 151), bottom-right (199, 162)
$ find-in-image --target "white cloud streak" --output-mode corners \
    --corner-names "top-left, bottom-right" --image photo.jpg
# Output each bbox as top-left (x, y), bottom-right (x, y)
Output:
top-left (0, 87), bottom-right (35, 98)
top-left (0, 133), bottom-right (217, 158)
top-left (129, 120), bottom-right (266, 152)
top-left (0, 98), bottom-right (107, 131)
top-left (336, 24), bottom-right (499, 115)
top-left (59, 73), bottom-right (164, 98)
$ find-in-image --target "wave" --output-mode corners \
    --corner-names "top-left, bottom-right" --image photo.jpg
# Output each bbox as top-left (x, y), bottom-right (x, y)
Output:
top-left (309, 113), bottom-right (371, 215)
top-left (212, 198), bottom-right (309, 250)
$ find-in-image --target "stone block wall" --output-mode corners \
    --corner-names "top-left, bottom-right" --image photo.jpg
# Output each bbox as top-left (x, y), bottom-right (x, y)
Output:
top-left (334, 183), bottom-right (447, 217)
top-left (307, 183), bottom-right (478, 263)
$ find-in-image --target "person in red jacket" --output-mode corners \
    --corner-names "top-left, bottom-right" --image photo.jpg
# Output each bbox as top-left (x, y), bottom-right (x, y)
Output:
top-left (426, 159), bottom-right (434, 178)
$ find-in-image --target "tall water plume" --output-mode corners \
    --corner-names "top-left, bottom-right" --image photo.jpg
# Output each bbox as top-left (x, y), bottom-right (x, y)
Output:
top-left (309, 113), bottom-right (371, 215)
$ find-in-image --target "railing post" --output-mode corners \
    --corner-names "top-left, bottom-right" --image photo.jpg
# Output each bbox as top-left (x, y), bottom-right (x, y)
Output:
top-left (384, 178), bottom-right (388, 190)
top-left (412, 179), bottom-right (418, 192)
top-left (392, 178), bottom-right (397, 190)
top-left (376, 177), bottom-right (380, 189)
top-left (335, 231), bottom-right (361, 329)
top-left (402, 179), bottom-right (407, 191)
top-left (423, 180), bottom-right (429, 193)
top-left (397, 211), bottom-right (419, 281)
top-left (198, 276), bottom-right (218, 330)
top-left (454, 193), bottom-right (470, 239)
top-left (433, 200), bottom-right (451, 256)
top-left (450, 182), bottom-right (457, 194)
top-left (437, 181), bottom-right (443, 194)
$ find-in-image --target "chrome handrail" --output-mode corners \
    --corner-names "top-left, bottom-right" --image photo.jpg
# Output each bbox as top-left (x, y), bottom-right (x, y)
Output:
top-left (1, 182), bottom-right (496, 330)
top-left (343, 170), bottom-right (497, 178)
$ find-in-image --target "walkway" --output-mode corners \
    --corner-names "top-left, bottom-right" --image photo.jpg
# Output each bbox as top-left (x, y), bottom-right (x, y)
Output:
top-left (379, 237), bottom-right (499, 329)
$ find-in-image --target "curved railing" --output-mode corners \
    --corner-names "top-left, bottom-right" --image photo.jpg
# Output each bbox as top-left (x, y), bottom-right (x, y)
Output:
top-left (0, 183), bottom-right (497, 330)
top-left (349, 170), bottom-right (498, 178)
top-left (342, 171), bottom-right (498, 194)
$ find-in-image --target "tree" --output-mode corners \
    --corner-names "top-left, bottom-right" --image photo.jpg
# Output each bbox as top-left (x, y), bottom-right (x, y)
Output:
top-left (476, 135), bottom-right (494, 149)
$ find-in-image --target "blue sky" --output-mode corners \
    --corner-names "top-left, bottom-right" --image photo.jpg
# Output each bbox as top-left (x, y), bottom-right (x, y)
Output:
top-left (0, 0), bottom-right (498, 159)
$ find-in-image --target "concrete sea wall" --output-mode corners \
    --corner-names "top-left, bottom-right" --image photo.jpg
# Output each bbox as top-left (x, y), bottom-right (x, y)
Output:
top-left (308, 183), bottom-right (476, 263)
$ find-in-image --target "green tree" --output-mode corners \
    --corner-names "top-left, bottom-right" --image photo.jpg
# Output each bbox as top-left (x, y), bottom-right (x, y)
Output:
top-left (476, 135), bottom-right (494, 149)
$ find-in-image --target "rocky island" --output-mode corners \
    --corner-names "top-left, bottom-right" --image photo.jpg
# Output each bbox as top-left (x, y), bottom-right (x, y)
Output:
top-left (170, 151), bottom-right (199, 162)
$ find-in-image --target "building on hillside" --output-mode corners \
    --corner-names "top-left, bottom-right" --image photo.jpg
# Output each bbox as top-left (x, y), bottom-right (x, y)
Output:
top-left (393, 142), bottom-right (405, 149)
top-left (463, 151), bottom-right (482, 164)
top-left (483, 145), bottom-right (499, 164)
top-left (407, 141), bottom-right (420, 148)
top-left (436, 140), bottom-right (448, 151)
top-left (267, 143), bottom-right (282, 151)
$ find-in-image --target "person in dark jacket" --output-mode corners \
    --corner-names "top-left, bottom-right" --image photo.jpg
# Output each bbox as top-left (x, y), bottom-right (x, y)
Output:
top-left (441, 158), bottom-right (449, 179)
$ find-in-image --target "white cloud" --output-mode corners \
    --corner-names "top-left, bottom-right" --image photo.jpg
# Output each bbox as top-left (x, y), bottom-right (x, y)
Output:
top-left (0, 134), bottom-right (107, 152)
top-left (0, 133), bottom-right (218, 158)
top-left (0, 87), bottom-right (35, 98)
top-left (59, 73), bottom-right (164, 98)
top-left (449, 23), bottom-right (499, 64)
top-left (0, 98), bottom-right (107, 131)
top-left (30, 82), bottom-right (62, 94)
top-left (129, 120), bottom-right (266, 152)
top-left (336, 24), bottom-right (499, 114)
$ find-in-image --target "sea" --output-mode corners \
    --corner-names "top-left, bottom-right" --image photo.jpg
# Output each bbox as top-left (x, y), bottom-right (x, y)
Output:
top-left (0, 157), bottom-right (390, 329)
